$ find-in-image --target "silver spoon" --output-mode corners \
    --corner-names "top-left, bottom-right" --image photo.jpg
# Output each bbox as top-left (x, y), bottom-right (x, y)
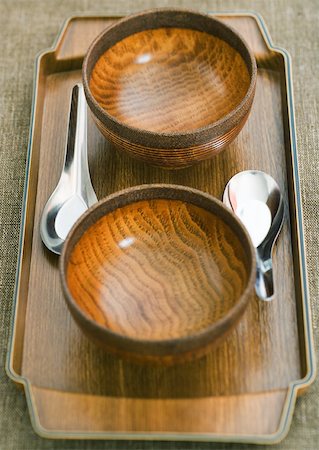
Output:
top-left (40, 83), bottom-right (97, 254)
top-left (223, 170), bottom-right (284, 301)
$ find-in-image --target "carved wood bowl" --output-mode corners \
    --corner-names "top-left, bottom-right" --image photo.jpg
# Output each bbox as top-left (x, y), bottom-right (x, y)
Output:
top-left (60, 185), bottom-right (256, 364)
top-left (83, 8), bottom-right (257, 169)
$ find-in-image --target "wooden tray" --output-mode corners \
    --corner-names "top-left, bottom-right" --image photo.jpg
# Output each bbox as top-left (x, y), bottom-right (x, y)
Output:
top-left (6, 13), bottom-right (315, 444)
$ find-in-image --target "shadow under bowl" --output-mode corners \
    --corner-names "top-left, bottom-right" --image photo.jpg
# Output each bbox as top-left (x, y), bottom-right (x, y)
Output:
top-left (83, 8), bottom-right (257, 169)
top-left (60, 185), bottom-right (256, 364)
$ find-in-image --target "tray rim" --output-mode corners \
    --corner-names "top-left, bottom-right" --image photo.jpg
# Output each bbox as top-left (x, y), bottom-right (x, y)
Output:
top-left (5, 10), bottom-right (316, 444)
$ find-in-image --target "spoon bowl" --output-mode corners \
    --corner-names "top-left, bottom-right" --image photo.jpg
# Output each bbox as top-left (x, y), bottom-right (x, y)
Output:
top-left (223, 170), bottom-right (284, 301)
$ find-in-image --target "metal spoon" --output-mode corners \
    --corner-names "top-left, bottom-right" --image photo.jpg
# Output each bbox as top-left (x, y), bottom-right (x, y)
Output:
top-left (40, 83), bottom-right (97, 254)
top-left (223, 170), bottom-right (284, 301)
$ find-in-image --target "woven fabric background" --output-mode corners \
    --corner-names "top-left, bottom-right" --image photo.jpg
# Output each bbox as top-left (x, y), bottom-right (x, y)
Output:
top-left (0, 0), bottom-right (318, 449)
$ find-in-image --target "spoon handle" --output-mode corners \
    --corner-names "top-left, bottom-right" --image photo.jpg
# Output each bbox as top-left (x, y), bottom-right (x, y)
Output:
top-left (63, 83), bottom-right (97, 205)
top-left (255, 250), bottom-right (274, 301)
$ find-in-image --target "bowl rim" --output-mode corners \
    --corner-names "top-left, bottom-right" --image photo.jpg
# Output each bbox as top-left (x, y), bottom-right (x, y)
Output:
top-left (82, 7), bottom-right (257, 144)
top-left (60, 184), bottom-right (256, 358)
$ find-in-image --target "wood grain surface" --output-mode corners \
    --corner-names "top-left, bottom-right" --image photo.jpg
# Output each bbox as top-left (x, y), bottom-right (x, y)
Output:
top-left (63, 189), bottom-right (254, 363)
top-left (9, 15), bottom-right (307, 439)
top-left (31, 384), bottom-right (287, 436)
top-left (83, 10), bottom-right (257, 168)
top-left (67, 199), bottom-right (250, 336)
top-left (90, 28), bottom-right (250, 132)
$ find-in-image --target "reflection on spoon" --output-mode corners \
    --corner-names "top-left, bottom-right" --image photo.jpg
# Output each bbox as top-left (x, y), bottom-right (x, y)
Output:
top-left (54, 195), bottom-right (88, 241)
top-left (236, 199), bottom-right (272, 248)
top-left (223, 170), bottom-right (284, 301)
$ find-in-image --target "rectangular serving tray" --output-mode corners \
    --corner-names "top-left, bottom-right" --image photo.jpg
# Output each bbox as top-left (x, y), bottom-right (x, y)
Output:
top-left (6, 12), bottom-right (315, 444)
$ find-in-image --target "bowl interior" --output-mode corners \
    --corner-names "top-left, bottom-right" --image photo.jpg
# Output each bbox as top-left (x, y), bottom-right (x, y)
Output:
top-left (66, 198), bottom-right (251, 341)
top-left (89, 27), bottom-right (251, 133)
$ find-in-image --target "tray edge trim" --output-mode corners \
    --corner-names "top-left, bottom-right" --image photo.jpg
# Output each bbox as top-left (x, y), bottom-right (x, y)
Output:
top-left (5, 10), bottom-right (316, 444)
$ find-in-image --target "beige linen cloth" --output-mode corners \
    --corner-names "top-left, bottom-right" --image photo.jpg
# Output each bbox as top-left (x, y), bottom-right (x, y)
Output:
top-left (0, 0), bottom-right (317, 449)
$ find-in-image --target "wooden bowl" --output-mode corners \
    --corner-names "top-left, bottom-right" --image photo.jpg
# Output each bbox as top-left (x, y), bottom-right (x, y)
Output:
top-left (83, 8), bottom-right (257, 169)
top-left (60, 185), bottom-right (256, 364)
